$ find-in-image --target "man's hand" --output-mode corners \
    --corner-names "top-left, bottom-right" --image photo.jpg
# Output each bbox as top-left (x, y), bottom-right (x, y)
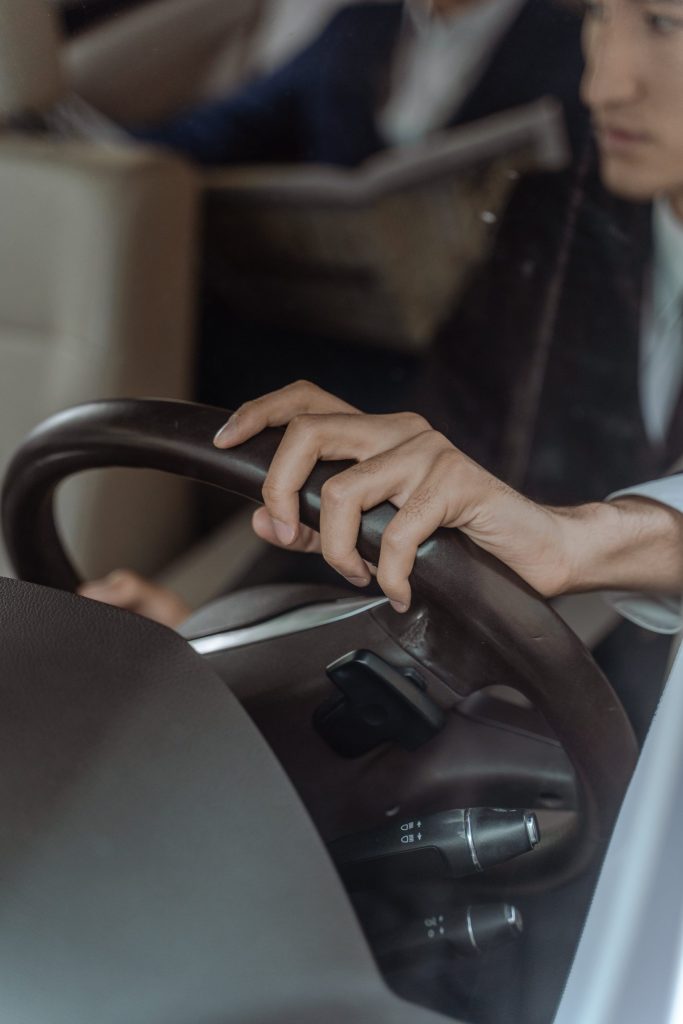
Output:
top-left (78, 570), bottom-right (191, 628)
top-left (212, 381), bottom-right (682, 612)
top-left (212, 379), bottom-right (569, 613)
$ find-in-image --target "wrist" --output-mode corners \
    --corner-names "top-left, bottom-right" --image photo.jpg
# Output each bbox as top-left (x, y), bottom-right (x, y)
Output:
top-left (554, 498), bottom-right (683, 597)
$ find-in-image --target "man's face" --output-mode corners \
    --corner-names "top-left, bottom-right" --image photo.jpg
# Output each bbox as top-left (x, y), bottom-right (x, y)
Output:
top-left (581, 0), bottom-right (683, 210)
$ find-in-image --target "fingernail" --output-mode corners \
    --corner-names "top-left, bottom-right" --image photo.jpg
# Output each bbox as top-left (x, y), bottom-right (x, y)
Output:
top-left (213, 414), bottom-right (238, 447)
top-left (273, 519), bottom-right (297, 545)
top-left (347, 576), bottom-right (371, 587)
top-left (391, 600), bottom-right (409, 614)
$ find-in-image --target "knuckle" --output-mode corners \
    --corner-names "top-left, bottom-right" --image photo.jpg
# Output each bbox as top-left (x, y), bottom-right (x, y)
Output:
top-left (115, 568), bottom-right (139, 583)
top-left (407, 427), bottom-right (447, 459)
top-left (381, 520), bottom-right (406, 551)
top-left (261, 478), bottom-right (287, 504)
top-left (290, 378), bottom-right (317, 395)
top-left (426, 430), bottom-right (454, 452)
top-left (432, 442), bottom-right (462, 472)
top-left (109, 569), bottom-right (139, 590)
top-left (288, 412), bottom-right (316, 437)
top-left (401, 411), bottom-right (431, 434)
top-left (320, 475), bottom-right (347, 508)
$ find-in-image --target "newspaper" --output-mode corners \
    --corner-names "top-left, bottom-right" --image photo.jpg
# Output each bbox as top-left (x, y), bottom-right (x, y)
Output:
top-left (203, 98), bottom-right (570, 352)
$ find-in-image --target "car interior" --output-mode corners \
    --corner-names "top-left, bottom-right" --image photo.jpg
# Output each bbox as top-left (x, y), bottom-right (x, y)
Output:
top-left (0, 2), bottom-right (673, 1023)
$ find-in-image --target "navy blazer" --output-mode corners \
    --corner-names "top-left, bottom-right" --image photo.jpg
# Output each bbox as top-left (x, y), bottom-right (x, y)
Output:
top-left (135, 0), bottom-right (588, 166)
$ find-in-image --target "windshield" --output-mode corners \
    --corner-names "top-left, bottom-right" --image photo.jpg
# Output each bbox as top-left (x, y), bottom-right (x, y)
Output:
top-left (3, 1), bottom-right (682, 1022)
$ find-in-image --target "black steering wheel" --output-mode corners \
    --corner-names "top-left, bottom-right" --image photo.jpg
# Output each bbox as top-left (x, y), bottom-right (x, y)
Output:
top-left (2, 398), bottom-right (638, 891)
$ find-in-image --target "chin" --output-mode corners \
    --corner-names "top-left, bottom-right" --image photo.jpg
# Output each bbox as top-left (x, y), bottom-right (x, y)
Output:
top-left (598, 158), bottom-right (661, 202)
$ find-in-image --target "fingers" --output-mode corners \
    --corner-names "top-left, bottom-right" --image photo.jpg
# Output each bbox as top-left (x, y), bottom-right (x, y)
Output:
top-left (213, 382), bottom-right (454, 608)
top-left (251, 507), bottom-right (321, 554)
top-left (213, 380), bottom-right (358, 449)
top-left (260, 412), bottom-right (363, 543)
top-left (216, 385), bottom-right (572, 602)
top-left (78, 569), bottom-right (146, 608)
top-left (316, 435), bottom-right (452, 607)
top-left (259, 410), bottom-right (426, 543)
top-left (213, 380), bottom-right (430, 553)
top-left (78, 570), bottom-right (191, 627)
top-left (375, 482), bottom-right (449, 610)
top-left (317, 454), bottom-right (401, 588)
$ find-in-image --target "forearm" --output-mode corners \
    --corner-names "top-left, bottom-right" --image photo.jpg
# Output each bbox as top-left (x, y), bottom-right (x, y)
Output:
top-left (212, 381), bottom-right (683, 613)
top-left (555, 497), bottom-right (683, 597)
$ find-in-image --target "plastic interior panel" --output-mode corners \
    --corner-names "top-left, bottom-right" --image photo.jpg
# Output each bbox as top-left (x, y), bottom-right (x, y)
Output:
top-left (0, 576), bottom-right (451, 1024)
top-left (182, 590), bottom-right (579, 881)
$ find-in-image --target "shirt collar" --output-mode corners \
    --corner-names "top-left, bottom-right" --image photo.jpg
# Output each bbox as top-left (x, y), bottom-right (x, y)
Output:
top-left (405, 0), bottom-right (525, 42)
top-left (405, 1), bottom-right (446, 30)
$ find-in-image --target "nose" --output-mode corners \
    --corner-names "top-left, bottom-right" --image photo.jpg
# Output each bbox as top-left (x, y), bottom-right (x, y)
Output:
top-left (581, 13), bottom-right (643, 111)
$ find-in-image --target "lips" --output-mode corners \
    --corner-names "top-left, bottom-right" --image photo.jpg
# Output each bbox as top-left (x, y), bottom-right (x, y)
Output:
top-left (594, 123), bottom-right (653, 150)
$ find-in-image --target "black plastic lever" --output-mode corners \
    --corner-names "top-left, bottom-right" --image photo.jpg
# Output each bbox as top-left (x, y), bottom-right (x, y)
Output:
top-left (313, 649), bottom-right (446, 758)
top-left (368, 902), bottom-right (524, 961)
top-left (329, 807), bottom-right (540, 885)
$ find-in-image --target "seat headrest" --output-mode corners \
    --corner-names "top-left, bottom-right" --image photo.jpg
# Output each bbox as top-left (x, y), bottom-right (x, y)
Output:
top-left (0, 0), bottom-right (65, 119)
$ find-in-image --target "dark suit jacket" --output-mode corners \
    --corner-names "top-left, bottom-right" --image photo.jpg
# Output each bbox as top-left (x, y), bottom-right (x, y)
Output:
top-left (134, 0), bottom-right (588, 167)
top-left (417, 163), bottom-right (683, 506)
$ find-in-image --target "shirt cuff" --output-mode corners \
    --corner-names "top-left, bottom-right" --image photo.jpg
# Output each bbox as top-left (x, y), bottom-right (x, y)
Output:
top-left (602, 477), bottom-right (683, 635)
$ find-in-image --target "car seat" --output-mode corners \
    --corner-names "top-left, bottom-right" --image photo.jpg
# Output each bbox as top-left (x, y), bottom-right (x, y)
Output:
top-left (62, 0), bottom-right (355, 126)
top-left (0, 0), bottom-right (199, 579)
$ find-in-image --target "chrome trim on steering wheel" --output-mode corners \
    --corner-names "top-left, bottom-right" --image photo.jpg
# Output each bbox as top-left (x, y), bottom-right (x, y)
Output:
top-left (189, 595), bottom-right (389, 655)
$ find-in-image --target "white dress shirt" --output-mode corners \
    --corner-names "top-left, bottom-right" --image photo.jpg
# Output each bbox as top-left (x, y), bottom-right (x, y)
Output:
top-left (378, 0), bottom-right (526, 146)
top-left (640, 199), bottom-right (683, 444)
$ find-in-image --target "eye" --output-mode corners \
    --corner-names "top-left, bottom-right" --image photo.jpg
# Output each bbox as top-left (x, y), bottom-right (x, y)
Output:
top-left (644, 9), bottom-right (683, 32)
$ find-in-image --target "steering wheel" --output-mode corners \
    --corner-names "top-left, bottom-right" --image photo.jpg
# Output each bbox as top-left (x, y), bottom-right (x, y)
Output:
top-left (2, 398), bottom-right (638, 891)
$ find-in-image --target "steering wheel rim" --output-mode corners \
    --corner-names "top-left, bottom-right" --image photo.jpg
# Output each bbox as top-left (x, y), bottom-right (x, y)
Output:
top-left (1, 398), bottom-right (638, 882)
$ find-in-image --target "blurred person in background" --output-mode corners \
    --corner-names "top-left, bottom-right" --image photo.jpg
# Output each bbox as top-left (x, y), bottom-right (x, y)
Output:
top-left (131, 0), bottom-right (588, 421)
top-left (127, 0), bottom-right (587, 167)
